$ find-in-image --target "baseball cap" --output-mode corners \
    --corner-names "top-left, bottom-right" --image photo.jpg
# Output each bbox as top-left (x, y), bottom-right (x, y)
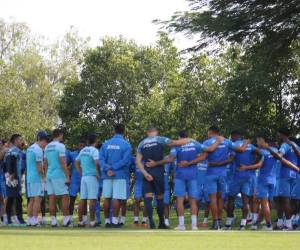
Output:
top-left (37, 131), bottom-right (49, 141)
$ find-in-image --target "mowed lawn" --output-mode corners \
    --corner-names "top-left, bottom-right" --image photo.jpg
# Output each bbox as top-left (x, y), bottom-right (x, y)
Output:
top-left (1, 229), bottom-right (300, 250)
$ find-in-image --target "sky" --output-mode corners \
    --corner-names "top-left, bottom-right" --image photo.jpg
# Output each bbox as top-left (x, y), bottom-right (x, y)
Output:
top-left (0, 0), bottom-right (195, 49)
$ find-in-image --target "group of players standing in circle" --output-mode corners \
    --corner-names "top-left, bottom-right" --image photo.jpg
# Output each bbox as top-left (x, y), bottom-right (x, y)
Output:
top-left (1, 124), bottom-right (300, 231)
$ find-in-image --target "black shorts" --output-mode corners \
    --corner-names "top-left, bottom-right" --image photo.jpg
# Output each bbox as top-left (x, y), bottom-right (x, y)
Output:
top-left (143, 167), bottom-right (164, 196)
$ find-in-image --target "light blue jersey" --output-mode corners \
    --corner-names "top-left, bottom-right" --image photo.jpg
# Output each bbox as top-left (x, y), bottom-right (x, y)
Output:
top-left (45, 141), bottom-right (66, 180)
top-left (26, 143), bottom-right (43, 183)
top-left (76, 146), bottom-right (99, 176)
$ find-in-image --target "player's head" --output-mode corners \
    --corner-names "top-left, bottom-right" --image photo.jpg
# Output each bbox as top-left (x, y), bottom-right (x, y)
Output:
top-left (87, 133), bottom-right (97, 146)
top-left (78, 137), bottom-right (87, 150)
top-left (10, 134), bottom-right (23, 148)
top-left (52, 128), bottom-right (64, 142)
top-left (256, 134), bottom-right (270, 147)
top-left (230, 130), bottom-right (242, 142)
top-left (208, 125), bottom-right (220, 138)
top-left (115, 124), bottom-right (125, 135)
top-left (278, 127), bottom-right (290, 141)
top-left (178, 130), bottom-right (188, 138)
top-left (147, 126), bottom-right (158, 137)
top-left (36, 131), bottom-right (49, 149)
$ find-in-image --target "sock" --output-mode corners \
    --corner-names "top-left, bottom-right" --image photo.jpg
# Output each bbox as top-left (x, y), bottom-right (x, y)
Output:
top-left (105, 218), bottom-right (110, 224)
top-left (203, 217), bottom-right (208, 224)
top-left (83, 215), bottom-right (88, 224)
top-left (142, 217), bottom-right (148, 223)
top-left (3, 214), bottom-right (8, 224)
top-left (70, 215), bottom-right (74, 223)
top-left (178, 216), bottom-right (184, 226)
top-left (277, 218), bottom-right (284, 227)
top-left (240, 219), bottom-right (247, 226)
top-left (164, 218), bottom-right (170, 226)
top-left (247, 213), bottom-right (252, 220)
top-left (63, 216), bottom-right (70, 225)
top-left (191, 215), bottom-right (197, 227)
top-left (120, 216), bottom-right (126, 224)
top-left (134, 216), bottom-right (139, 223)
top-left (285, 219), bottom-right (292, 228)
top-left (226, 217), bottom-right (234, 226)
top-left (27, 216), bottom-right (32, 225)
top-left (42, 216), bottom-right (46, 223)
top-left (156, 199), bottom-right (164, 225)
top-left (144, 197), bottom-right (154, 225)
top-left (112, 217), bottom-right (119, 225)
top-left (252, 213), bottom-right (258, 223)
top-left (33, 216), bottom-right (39, 225)
top-left (51, 216), bottom-right (57, 225)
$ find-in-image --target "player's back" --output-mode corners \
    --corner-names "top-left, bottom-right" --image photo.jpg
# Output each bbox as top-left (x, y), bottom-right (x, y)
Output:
top-left (78, 146), bottom-right (98, 176)
top-left (45, 141), bottom-right (65, 179)
top-left (26, 143), bottom-right (42, 183)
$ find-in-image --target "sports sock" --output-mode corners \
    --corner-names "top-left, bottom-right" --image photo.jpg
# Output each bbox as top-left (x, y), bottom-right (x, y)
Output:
top-left (191, 215), bottom-right (197, 227)
top-left (142, 217), bottom-right (148, 223)
top-left (164, 218), bottom-right (170, 226)
top-left (277, 218), bottom-right (284, 227)
top-left (252, 213), bottom-right (258, 224)
top-left (3, 214), bottom-right (8, 224)
top-left (112, 217), bottom-right (119, 225)
top-left (226, 217), bottom-right (234, 226)
top-left (105, 218), bottom-right (111, 224)
top-left (83, 215), bottom-right (88, 224)
top-left (178, 216), bottom-right (184, 226)
top-left (240, 219), bottom-right (247, 226)
top-left (63, 216), bottom-right (70, 225)
top-left (285, 219), bottom-right (292, 228)
top-left (119, 216), bottom-right (126, 224)
top-left (156, 198), bottom-right (164, 225)
top-left (144, 197), bottom-right (154, 225)
top-left (203, 217), bottom-right (208, 224)
top-left (51, 216), bottom-right (57, 225)
top-left (33, 216), bottom-right (39, 225)
top-left (134, 216), bottom-right (139, 223)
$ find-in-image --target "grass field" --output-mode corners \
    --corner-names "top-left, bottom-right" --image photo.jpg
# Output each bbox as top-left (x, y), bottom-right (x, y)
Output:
top-left (1, 228), bottom-right (300, 250)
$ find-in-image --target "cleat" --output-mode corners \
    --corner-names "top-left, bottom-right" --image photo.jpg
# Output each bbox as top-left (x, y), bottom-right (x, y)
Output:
top-left (223, 225), bottom-right (232, 230)
top-left (191, 226), bottom-right (198, 231)
top-left (262, 226), bottom-right (273, 231)
top-left (239, 225), bottom-right (246, 231)
top-left (200, 222), bottom-right (209, 228)
top-left (149, 222), bottom-right (156, 229)
top-left (105, 223), bottom-right (111, 228)
top-left (158, 223), bottom-right (169, 229)
top-left (174, 225), bottom-right (186, 231)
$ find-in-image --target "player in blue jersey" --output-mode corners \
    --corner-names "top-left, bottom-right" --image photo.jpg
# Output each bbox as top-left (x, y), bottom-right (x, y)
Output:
top-left (265, 128), bottom-right (300, 230)
top-left (67, 138), bottom-right (86, 225)
top-left (99, 124), bottom-right (132, 228)
top-left (45, 129), bottom-right (71, 227)
top-left (145, 130), bottom-right (224, 230)
top-left (76, 134), bottom-right (100, 227)
top-left (163, 162), bottom-right (174, 227)
top-left (136, 126), bottom-right (201, 229)
top-left (26, 131), bottom-right (48, 226)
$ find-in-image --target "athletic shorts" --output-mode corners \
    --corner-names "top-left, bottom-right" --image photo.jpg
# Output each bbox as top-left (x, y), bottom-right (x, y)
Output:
top-left (277, 177), bottom-right (296, 198)
top-left (69, 178), bottom-right (81, 197)
top-left (174, 178), bottom-right (198, 199)
top-left (27, 182), bottom-right (44, 198)
top-left (134, 180), bottom-right (143, 199)
top-left (197, 184), bottom-right (209, 202)
top-left (228, 178), bottom-right (254, 197)
top-left (0, 173), bottom-right (7, 198)
top-left (143, 168), bottom-right (164, 196)
top-left (291, 179), bottom-right (300, 200)
top-left (103, 179), bottom-right (127, 200)
top-left (205, 175), bottom-right (226, 195)
top-left (80, 176), bottom-right (99, 200)
top-left (46, 178), bottom-right (69, 196)
top-left (163, 174), bottom-right (170, 204)
top-left (126, 178), bottom-right (130, 200)
top-left (273, 178), bottom-right (280, 198)
top-left (98, 179), bottom-right (103, 198)
top-left (256, 182), bottom-right (275, 200)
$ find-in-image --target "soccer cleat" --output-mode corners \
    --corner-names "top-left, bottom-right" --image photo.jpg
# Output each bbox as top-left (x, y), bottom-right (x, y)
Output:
top-left (200, 222), bottom-right (209, 228)
top-left (51, 223), bottom-right (58, 228)
top-left (191, 225), bottom-right (198, 231)
top-left (63, 220), bottom-right (72, 227)
top-left (133, 222), bottom-right (140, 227)
top-left (89, 221), bottom-right (97, 228)
top-left (174, 225), bottom-right (186, 231)
top-left (223, 225), bottom-right (232, 230)
top-left (262, 225), bottom-right (273, 231)
top-left (78, 222), bottom-right (86, 228)
top-left (251, 224), bottom-right (258, 230)
top-left (210, 220), bottom-right (221, 230)
top-left (149, 222), bottom-right (156, 229)
top-left (239, 225), bottom-right (246, 231)
top-left (141, 222), bottom-right (148, 228)
top-left (105, 223), bottom-right (111, 228)
top-left (283, 226), bottom-right (293, 231)
top-left (111, 223), bottom-right (121, 228)
top-left (118, 222), bottom-right (125, 228)
top-left (158, 223), bottom-right (169, 229)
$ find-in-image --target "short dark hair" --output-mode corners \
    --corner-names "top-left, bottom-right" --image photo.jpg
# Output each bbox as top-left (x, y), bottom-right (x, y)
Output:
top-left (179, 130), bottom-right (188, 138)
top-left (208, 126), bottom-right (220, 133)
top-left (231, 130), bottom-right (242, 136)
top-left (278, 127), bottom-right (290, 137)
top-left (115, 124), bottom-right (125, 135)
top-left (256, 133), bottom-right (270, 143)
top-left (87, 134), bottom-right (97, 145)
top-left (147, 126), bottom-right (157, 132)
top-left (52, 129), bottom-right (63, 139)
top-left (10, 134), bottom-right (22, 144)
top-left (79, 137), bottom-right (87, 144)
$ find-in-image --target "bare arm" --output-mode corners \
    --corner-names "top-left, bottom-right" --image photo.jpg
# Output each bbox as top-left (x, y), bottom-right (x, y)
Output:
top-left (136, 153), bottom-right (153, 181)
top-left (95, 159), bottom-right (100, 179)
top-left (145, 155), bottom-right (176, 168)
top-left (288, 140), bottom-right (300, 158)
top-left (60, 156), bottom-right (70, 183)
top-left (240, 159), bottom-right (264, 171)
top-left (75, 160), bottom-right (82, 176)
top-left (234, 140), bottom-right (250, 153)
top-left (178, 152), bottom-right (208, 167)
top-left (209, 155), bottom-right (234, 167)
top-left (36, 162), bottom-right (44, 179)
top-left (44, 158), bottom-right (48, 177)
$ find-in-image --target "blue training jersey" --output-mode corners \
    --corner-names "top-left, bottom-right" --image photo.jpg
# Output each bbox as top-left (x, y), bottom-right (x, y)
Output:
top-left (197, 160), bottom-right (208, 185)
top-left (26, 143), bottom-right (43, 183)
top-left (76, 146), bottom-right (99, 176)
top-left (45, 141), bottom-right (66, 180)
top-left (258, 147), bottom-right (278, 185)
top-left (66, 150), bottom-right (81, 182)
top-left (279, 143), bottom-right (298, 179)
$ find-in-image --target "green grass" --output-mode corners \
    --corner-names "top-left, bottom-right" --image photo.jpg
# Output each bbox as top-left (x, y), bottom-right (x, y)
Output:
top-left (1, 229), bottom-right (300, 250)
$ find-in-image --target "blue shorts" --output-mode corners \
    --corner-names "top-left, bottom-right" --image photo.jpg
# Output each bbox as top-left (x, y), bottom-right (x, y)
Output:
top-left (229, 178), bottom-right (254, 197)
top-left (277, 177), bottom-right (295, 198)
top-left (205, 175), bottom-right (226, 195)
top-left (197, 184), bottom-right (209, 202)
top-left (80, 176), bottom-right (99, 200)
top-left (134, 180), bottom-right (143, 200)
top-left (274, 179), bottom-right (280, 198)
top-left (291, 179), bottom-right (300, 200)
top-left (103, 179), bottom-right (127, 200)
top-left (0, 173), bottom-right (7, 198)
top-left (69, 178), bottom-right (81, 197)
top-left (164, 174), bottom-right (170, 204)
top-left (256, 182), bottom-right (275, 200)
top-left (174, 178), bottom-right (198, 199)
top-left (27, 182), bottom-right (44, 198)
top-left (46, 178), bottom-right (69, 196)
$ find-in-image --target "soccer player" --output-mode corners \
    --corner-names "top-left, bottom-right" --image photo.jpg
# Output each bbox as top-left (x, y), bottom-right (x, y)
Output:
top-left (163, 162), bottom-right (174, 227)
top-left (5, 134), bottom-right (26, 225)
top-left (132, 157), bottom-right (148, 227)
top-left (0, 139), bottom-right (9, 225)
top-left (44, 129), bottom-right (71, 227)
top-left (67, 138), bottom-right (86, 225)
top-left (26, 131), bottom-right (48, 226)
top-left (76, 134), bottom-right (100, 227)
top-left (136, 127), bottom-right (194, 229)
top-left (265, 127), bottom-right (299, 230)
top-left (99, 124), bottom-right (132, 228)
